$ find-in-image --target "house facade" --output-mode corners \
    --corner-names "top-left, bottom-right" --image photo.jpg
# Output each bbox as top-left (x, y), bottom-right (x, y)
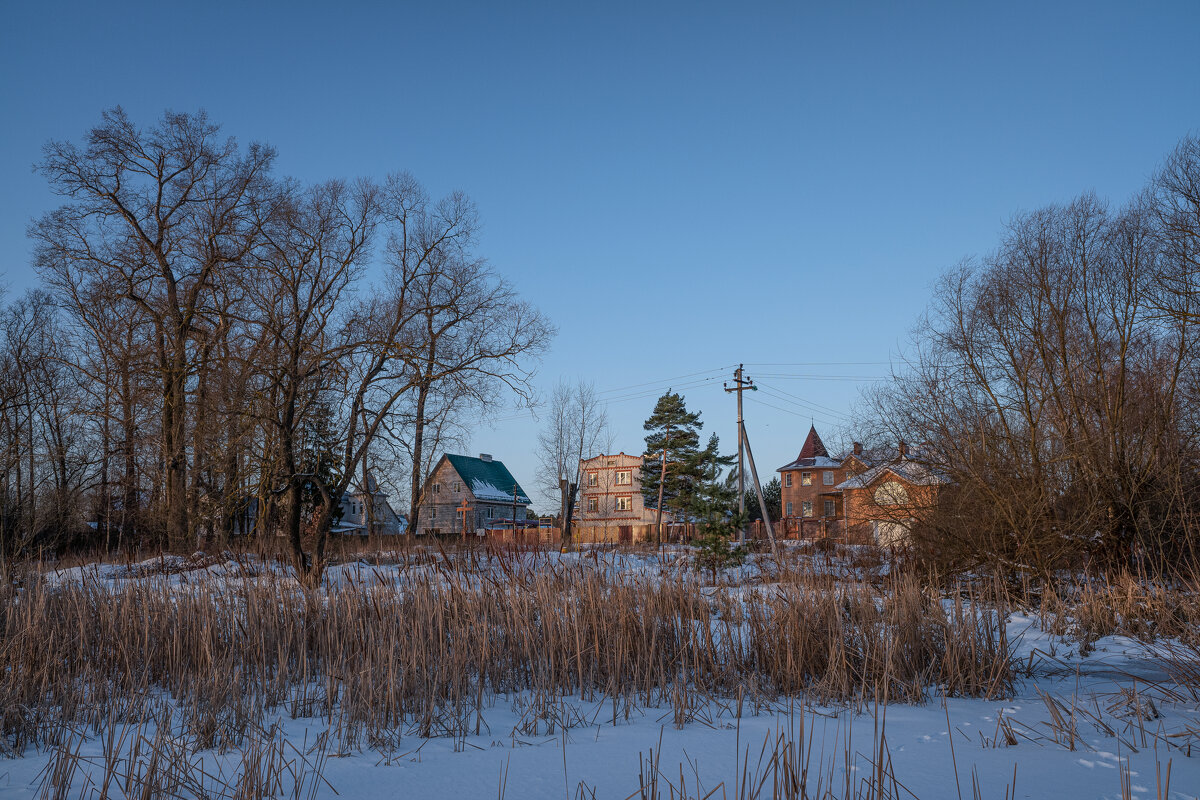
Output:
top-left (416, 453), bottom-right (532, 536)
top-left (838, 443), bottom-right (943, 546)
top-left (777, 426), bottom-right (867, 525)
top-left (575, 453), bottom-right (665, 523)
top-left (573, 452), bottom-right (670, 543)
top-left (333, 475), bottom-right (406, 537)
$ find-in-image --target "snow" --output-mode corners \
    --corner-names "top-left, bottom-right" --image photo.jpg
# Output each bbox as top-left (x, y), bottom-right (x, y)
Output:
top-left (471, 477), bottom-right (529, 503)
top-left (10, 548), bottom-right (1200, 799)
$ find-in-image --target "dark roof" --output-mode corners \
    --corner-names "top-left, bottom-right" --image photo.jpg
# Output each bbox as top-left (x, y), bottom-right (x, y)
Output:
top-left (444, 454), bottom-right (531, 504)
top-left (778, 426), bottom-right (842, 470)
top-left (797, 426), bottom-right (829, 459)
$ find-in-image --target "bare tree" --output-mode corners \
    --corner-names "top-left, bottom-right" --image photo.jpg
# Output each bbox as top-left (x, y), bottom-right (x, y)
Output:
top-left (32, 108), bottom-right (275, 550)
top-left (863, 189), bottom-right (1199, 577)
top-left (536, 380), bottom-right (608, 550)
top-left (380, 173), bottom-right (554, 534)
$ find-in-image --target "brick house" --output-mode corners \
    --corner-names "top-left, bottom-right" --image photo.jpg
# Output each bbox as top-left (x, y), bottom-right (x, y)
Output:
top-left (838, 443), bottom-right (943, 545)
top-left (416, 453), bottom-right (531, 536)
top-left (574, 452), bottom-right (671, 543)
top-left (777, 426), bottom-right (869, 528)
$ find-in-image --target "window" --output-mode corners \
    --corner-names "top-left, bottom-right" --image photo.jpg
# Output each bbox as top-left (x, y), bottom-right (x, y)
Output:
top-left (431, 507), bottom-right (437, 520)
top-left (785, 501), bottom-right (793, 516)
top-left (784, 473), bottom-right (793, 488)
top-left (607, 460), bottom-right (616, 466)
top-left (823, 471), bottom-right (834, 486)
top-left (824, 499), bottom-right (836, 517)
top-left (587, 473), bottom-right (598, 487)
top-left (802, 501), bottom-right (813, 517)
top-left (433, 483), bottom-right (441, 494)
top-left (874, 481), bottom-right (909, 506)
top-left (801, 472), bottom-right (812, 486)
top-left (615, 470), bottom-right (632, 485)
top-left (587, 497), bottom-right (599, 513)
top-left (616, 496), bottom-right (632, 511)
top-left (487, 506), bottom-right (494, 518)
top-left (453, 482), bottom-right (461, 492)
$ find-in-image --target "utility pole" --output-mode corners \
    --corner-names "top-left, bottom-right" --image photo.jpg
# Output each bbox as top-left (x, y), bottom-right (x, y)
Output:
top-left (724, 365), bottom-right (754, 545)
top-left (512, 484), bottom-right (519, 536)
top-left (740, 424), bottom-right (778, 555)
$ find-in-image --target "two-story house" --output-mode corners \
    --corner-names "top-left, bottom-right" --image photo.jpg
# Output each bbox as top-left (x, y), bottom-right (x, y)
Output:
top-left (333, 474), bottom-right (406, 536)
top-left (416, 453), bottom-right (532, 536)
top-left (838, 442), bottom-right (944, 545)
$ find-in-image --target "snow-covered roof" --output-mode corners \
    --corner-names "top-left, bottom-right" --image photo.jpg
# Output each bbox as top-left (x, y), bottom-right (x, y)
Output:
top-left (836, 458), bottom-right (945, 490)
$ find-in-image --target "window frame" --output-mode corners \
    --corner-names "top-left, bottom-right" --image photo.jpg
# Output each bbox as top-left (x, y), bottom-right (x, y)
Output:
top-left (801, 472), bottom-right (812, 486)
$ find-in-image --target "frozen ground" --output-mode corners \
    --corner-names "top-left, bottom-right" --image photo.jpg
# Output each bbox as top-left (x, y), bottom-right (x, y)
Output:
top-left (6, 548), bottom-right (1200, 799)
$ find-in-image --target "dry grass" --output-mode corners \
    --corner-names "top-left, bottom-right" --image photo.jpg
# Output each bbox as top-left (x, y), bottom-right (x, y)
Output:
top-left (2, 549), bottom-right (1014, 767)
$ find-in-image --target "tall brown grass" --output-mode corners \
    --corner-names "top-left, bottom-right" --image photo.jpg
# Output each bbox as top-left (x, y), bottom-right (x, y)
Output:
top-left (1, 550), bottom-right (1014, 765)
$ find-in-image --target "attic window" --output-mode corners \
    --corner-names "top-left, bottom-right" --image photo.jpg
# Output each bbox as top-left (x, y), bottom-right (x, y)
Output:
top-left (453, 482), bottom-right (461, 492)
top-left (874, 481), bottom-right (909, 506)
top-left (433, 483), bottom-right (441, 494)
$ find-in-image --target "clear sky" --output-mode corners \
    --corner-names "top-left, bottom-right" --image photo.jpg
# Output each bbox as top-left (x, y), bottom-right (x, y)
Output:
top-left (2, 1), bottom-right (1198, 510)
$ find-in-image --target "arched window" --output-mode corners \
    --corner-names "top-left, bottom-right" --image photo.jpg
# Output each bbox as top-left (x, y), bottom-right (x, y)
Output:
top-left (874, 481), bottom-right (909, 506)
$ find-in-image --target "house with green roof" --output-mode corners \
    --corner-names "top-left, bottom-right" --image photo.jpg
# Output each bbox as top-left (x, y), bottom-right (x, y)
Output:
top-left (415, 453), bottom-right (532, 535)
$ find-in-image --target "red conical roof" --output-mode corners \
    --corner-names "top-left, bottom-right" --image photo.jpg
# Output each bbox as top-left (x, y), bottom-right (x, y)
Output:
top-left (796, 425), bottom-right (829, 460)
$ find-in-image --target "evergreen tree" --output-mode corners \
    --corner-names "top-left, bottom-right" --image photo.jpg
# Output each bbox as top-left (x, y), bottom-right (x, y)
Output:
top-left (691, 433), bottom-right (737, 524)
top-left (298, 394), bottom-right (344, 524)
top-left (640, 391), bottom-right (704, 522)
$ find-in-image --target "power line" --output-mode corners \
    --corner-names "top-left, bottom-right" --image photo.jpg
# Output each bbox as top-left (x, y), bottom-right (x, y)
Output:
top-left (744, 361), bottom-right (893, 367)
top-left (750, 373), bottom-right (886, 381)
top-left (596, 365), bottom-right (735, 395)
top-left (744, 395), bottom-right (844, 428)
top-left (755, 381), bottom-right (851, 419)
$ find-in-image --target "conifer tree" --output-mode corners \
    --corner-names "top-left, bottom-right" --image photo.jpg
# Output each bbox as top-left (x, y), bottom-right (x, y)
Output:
top-left (640, 392), bottom-right (703, 528)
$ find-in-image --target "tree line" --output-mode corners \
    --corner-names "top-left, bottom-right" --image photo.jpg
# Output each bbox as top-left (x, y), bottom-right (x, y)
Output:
top-left (861, 135), bottom-right (1200, 578)
top-left (0, 108), bottom-right (552, 581)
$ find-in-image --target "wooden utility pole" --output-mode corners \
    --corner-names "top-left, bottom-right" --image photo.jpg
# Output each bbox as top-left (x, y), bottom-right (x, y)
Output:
top-left (724, 365), bottom-right (754, 545)
top-left (740, 425), bottom-right (779, 554)
top-left (512, 484), bottom-right (519, 536)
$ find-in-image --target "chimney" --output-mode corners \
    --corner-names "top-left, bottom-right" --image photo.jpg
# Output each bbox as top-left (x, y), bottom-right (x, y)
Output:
top-left (479, 453), bottom-right (493, 462)
top-left (897, 441), bottom-right (908, 459)
top-left (852, 441), bottom-right (862, 456)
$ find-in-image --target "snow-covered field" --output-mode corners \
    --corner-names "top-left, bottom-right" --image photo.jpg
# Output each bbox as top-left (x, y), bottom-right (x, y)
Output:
top-left (3, 547), bottom-right (1198, 799)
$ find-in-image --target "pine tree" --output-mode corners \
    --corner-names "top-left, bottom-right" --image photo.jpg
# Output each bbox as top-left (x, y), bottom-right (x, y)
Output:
top-left (640, 391), bottom-right (704, 526)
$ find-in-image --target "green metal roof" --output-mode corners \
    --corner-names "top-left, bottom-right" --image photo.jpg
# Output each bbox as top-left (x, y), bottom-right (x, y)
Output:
top-left (445, 454), bottom-right (531, 504)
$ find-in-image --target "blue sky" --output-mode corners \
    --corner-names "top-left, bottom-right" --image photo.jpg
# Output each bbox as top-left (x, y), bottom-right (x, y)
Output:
top-left (2, 1), bottom-right (1198, 509)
